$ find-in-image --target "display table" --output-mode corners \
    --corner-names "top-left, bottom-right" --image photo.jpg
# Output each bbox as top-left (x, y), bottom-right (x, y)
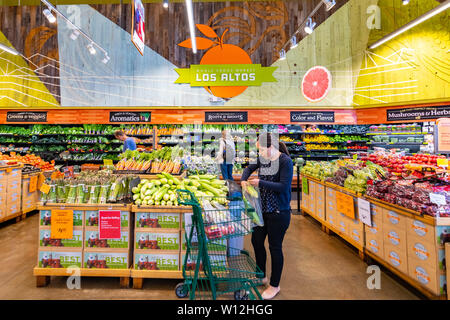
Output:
top-left (300, 174), bottom-right (449, 300)
top-left (34, 203), bottom-right (132, 288)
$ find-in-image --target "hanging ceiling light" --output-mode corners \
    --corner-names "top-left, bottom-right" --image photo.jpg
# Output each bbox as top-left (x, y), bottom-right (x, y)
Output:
top-left (304, 18), bottom-right (317, 34)
top-left (402, 0), bottom-right (410, 5)
top-left (185, 0), bottom-right (197, 53)
top-left (369, 0), bottom-right (450, 49)
top-left (279, 49), bottom-right (286, 60)
top-left (87, 43), bottom-right (96, 55)
top-left (0, 43), bottom-right (19, 56)
top-left (43, 8), bottom-right (56, 23)
top-left (101, 55), bottom-right (110, 64)
top-left (163, 0), bottom-right (169, 9)
top-left (290, 36), bottom-right (298, 49)
top-left (322, 0), bottom-right (336, 11)
top-left (70, 29), bottom-right (80, 40)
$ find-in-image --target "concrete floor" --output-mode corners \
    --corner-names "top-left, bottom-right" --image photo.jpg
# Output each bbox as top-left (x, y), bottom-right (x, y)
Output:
top-left (0, 212), bottom-right (420, 300)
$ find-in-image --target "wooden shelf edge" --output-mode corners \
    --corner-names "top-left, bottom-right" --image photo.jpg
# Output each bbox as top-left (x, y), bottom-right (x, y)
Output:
top-left (0, 211), bottom-right (23, 224)
top-left (33, 267), bottom-right (131, 277)
top-left (131, 269), bottom-right (183, 279)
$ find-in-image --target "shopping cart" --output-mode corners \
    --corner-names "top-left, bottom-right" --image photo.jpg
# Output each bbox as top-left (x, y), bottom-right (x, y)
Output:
top-left (175, 189), bottom-right (264, 300)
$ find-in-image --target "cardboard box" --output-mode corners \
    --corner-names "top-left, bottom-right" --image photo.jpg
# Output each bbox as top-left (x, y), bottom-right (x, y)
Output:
top-left (336, 212), bottom-right (349, 235)
top-left (366, 219), bottom-right (383, 237)
top-left (181, 252), bottom-right (227, 272)
top-left (0, 193), bottom-right (6, 207)
top-left (326, 210), bottom-right (338, 228)
top-left (134, 251), bottom-right (179, 271)
top-left (22, 198), bottom-right (36, 212)
top-left (348, 217), bottom-right (364, 246)
top-left (0, 170), bottom-right (7, 181)
top-left (39, 227), bottom-right (83, 248)
top-left (316, 203), bottom-right (326, 222)
top-left (383, 227), bottom-right (407, 252)
top-left (135, 211), bottom-right (181, 229)
top-left (365, 232), bottom-right (384, 258)
top-left (7, 168), bottom-right (22, 180)
top-left (40, 210), bottom-right (83, 226)
top-left (84, 249), bottom-right (129, 269)
top-left (370, 203), bottom-right (384, 222)
top-left (38, 248), bottom-right (83, 268)
top-left (307, 181), bottom-right (316, 213)
top-left (6, 200), bottom-right (21, 216)
top-left (315, 183), bottom-right (325, 221)
top-left (326, 187), bottom-right (336, 200)
top-left (408, 256), bottom-right (446, 296)
top-left (384, 243), bottom-right (408, 275)
top-left (0, 204), bottom-right (6, 220)
top-left (135, 230), bottom-right (180, 251)
top-left (85, 228), bottom-right (129, 249)
top-left (7, 191), bottom-right (20, 203)
top-left (7, 178), bottom-right (21, 193)
top-left (406, 217), bottom-right (435, 244)
top-left (0, 182), bottom-right (6, 194)
top-left (384, 209), bottom-right (406, 230)
top-left (407, 234), bottom-right (446, 271)
top-left (85, 210), bottom-right (130, 227)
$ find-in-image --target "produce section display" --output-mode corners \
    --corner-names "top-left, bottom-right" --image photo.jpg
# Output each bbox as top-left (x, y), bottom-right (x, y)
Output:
top-left (0, 153), bottom-right (54, 171)
top-left (40, 171), bottom-right (136, 204)
top-left (115, 147), bottom-right (183, 174)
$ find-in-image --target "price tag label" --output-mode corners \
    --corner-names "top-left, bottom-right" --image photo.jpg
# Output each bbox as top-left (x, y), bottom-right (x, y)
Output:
top-left (430, 193), bottom-right (446, 206)
top-left (40, 183), bottom-right (51, 194)
top-left (29, 175), bottom-right (38, 193)
top-left (50, 209), bottom-right (73, 239)
top-left (37, 173), bottom-right (45, 189)
top-left (302, 177), bottom-right (309, 195)
top-left (336, 191), bottom-right (355, 219)
top-left (103, 159), bottom-right (113, 166)
top-left (358, 198), bottom-right (372, 227)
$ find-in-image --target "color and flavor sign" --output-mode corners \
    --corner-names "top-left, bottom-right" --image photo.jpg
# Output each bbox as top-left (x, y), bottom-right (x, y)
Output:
top-left (84, 252), bottom-right (128, 269)
top-left (387, 106), bottom-right (450, 121)
top-left (40, 229), bottom-right (83, 248)
top-left (38, 251), bottom-right (82, 268)
top-left (135, 253), bottom-right (179, 271)
top-left (175, 64), bottom-right (276, 87)
top-left (6, 112), bottom-right (47, 122)
top-left (135, 232), bottom-right (180, 250)
top-left (109, 112), bottom-right (151, 123)
top-left (205, 112), bottom-right (248, 123)
top-left (290, 111), bottom-right (335, 123)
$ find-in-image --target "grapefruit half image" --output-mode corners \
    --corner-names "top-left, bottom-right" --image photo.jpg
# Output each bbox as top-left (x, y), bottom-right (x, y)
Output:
top-left (301, 66), bottom-right (332, 103)
top-left (178, 24), bottom-right (252, 99)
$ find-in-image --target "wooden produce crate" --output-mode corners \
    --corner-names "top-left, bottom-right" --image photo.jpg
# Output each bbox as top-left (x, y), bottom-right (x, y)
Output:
top-left (0, 164), bottom-right (24, 224)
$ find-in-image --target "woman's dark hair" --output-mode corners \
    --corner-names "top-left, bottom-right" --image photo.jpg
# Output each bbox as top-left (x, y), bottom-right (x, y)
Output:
top-left (258, 132), bottom-right (290, 156)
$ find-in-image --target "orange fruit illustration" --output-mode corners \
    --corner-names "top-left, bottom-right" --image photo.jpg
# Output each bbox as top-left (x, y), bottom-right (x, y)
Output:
top-left (178, 24), bottom-right (252, 99)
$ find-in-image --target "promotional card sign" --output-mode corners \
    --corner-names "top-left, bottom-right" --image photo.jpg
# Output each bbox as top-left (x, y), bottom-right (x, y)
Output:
top-left (358, 198), bottom-right (372, 227)
top-left (99, 210), bottom-right (121, 239)
top-left (50, 210), bottom-right (74, 239)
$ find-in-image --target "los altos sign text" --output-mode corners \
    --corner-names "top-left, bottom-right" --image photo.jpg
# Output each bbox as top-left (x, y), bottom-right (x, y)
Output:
top-left (175, 64), bottom-right (277, 87)
top-left (387, 106), bottom-right (450, 121)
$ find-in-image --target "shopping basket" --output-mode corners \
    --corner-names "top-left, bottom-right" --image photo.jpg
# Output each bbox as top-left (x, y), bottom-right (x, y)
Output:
top-left (175, 189), bottom-right (264, 300)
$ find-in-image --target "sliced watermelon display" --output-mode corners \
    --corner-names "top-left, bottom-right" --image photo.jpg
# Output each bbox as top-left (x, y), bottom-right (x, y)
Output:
top-left (301, 66), bottom-right (332, 103)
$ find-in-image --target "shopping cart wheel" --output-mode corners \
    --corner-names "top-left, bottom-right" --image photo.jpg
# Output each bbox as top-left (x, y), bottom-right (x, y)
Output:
top-left (234, 289), bottom-right (249, 300)
top-left (175, 282), bottom-right (188, 298)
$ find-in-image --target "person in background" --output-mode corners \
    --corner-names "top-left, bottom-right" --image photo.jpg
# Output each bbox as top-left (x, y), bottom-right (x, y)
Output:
top-left (217, 129), bottom-right (236, 180)
top-left (241, 132), bottom-right (293, 300)
top-left (114, 130), bottom-right (137, 152)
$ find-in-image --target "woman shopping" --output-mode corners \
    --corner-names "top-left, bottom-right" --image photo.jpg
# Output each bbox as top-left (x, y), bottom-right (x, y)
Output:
top-left (217, 129), bottom-right (236, 180)
top-left (241, 132), bottom-right (293, 300)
